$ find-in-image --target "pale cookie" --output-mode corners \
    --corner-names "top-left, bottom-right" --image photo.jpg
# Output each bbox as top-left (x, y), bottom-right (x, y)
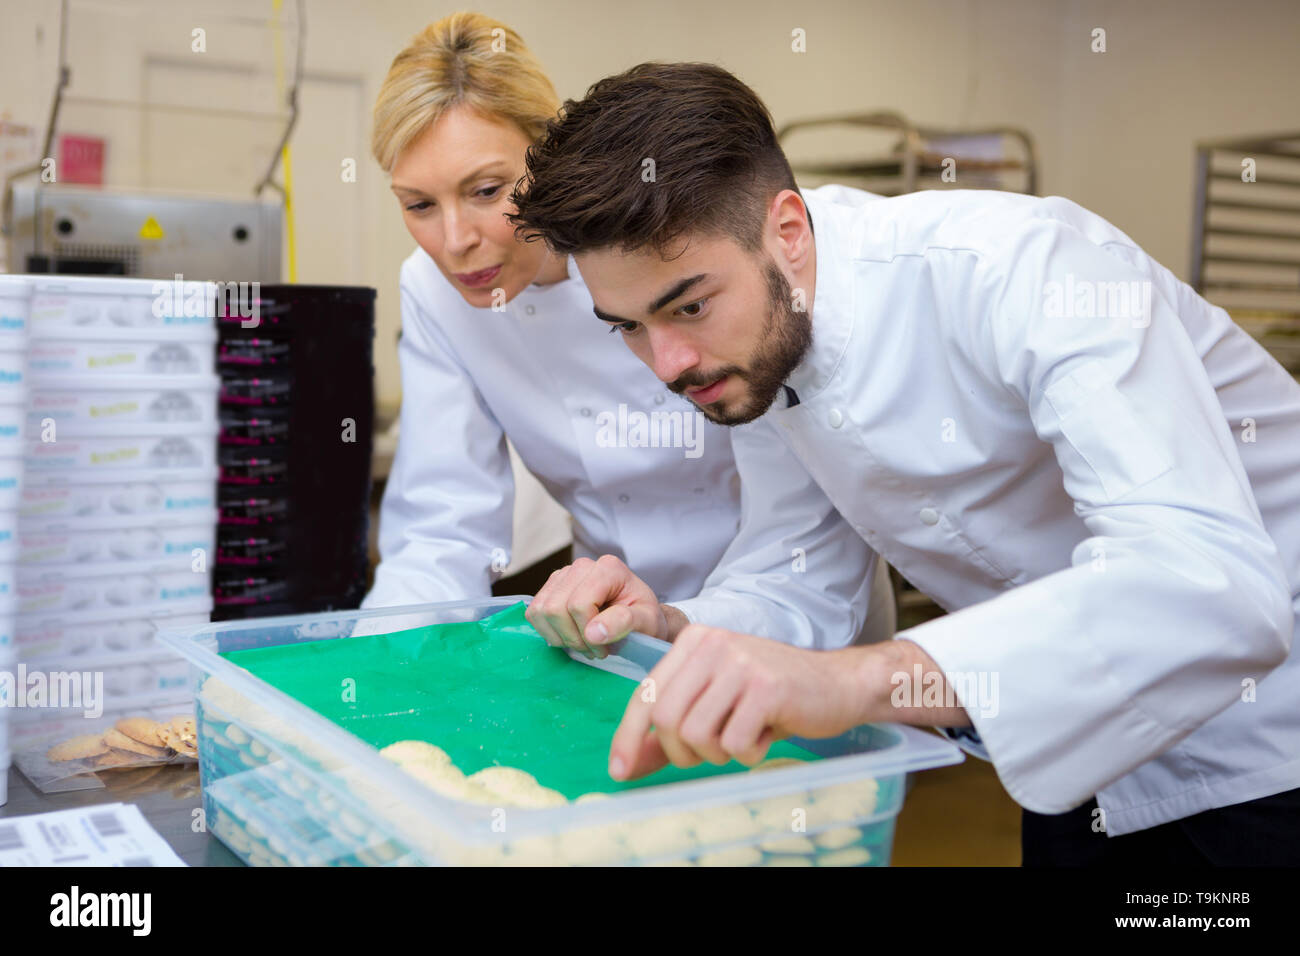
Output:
top-left (468, 766), bottom-right (539, 794)
top-left (759, 834), bottom-right (817, 855)
top-left (115, 716), bottom-right (167, 749)
top-left (404, 762), bottom-right (494, 803)
top-left (695, 844), bottom-right (763, 867)
top-left (690, 805), bottom-right (756, 846)
top-left (104, 727), bottom-right (170, 759)
top-left (46, 734), bottom-right (109, 762)
top-left (166, 715), bottom-right (197, 746)
top-left (381, 740), bottom-right (452, 767)
top-left (817, 846), bottom-right (873, 867)
top-left (574, 792), bottom-right (612, 803)
top-left (160, 721), bottom-right (198, 757)
top-left (813, 826), bottom-right (863, 850)
top-left (623, 813), bottom-right (697, 858)
top-left (94, 748), bottom-right (147, 769)
top-left (506, 785), bottom-right (568, 809)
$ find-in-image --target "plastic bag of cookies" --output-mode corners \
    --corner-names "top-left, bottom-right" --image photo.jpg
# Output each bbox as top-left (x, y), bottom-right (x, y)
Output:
top-left (14, 709), bottom-right (199, 793)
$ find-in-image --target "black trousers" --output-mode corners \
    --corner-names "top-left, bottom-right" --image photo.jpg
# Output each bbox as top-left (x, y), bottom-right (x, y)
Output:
top-left (1022, 786), bottom-right (1300, 866)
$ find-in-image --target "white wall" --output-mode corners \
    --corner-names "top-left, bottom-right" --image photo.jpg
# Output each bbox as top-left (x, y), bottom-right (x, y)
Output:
top-left (2, 0), bottom-right (1298, 409)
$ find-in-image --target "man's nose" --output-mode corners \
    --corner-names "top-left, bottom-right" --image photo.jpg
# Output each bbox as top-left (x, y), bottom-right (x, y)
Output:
top-left (649, 326), bottom-right (700, 385)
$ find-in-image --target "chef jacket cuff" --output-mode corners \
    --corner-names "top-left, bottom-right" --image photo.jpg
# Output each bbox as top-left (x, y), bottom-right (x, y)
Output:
top-left (663, 596), bottom-right (812, 647)
top-left (936, 725), bottom-right (991, 761)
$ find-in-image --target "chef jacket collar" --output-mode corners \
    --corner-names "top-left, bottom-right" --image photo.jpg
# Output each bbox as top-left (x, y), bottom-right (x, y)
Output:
top-left (518, 255), bottom-right (583, 300)
top-left (783, 192), bottom-right (857, 403)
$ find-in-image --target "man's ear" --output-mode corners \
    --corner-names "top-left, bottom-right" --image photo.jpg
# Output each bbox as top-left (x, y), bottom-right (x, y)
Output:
top-left (769, 189), bottom-right (813, 271)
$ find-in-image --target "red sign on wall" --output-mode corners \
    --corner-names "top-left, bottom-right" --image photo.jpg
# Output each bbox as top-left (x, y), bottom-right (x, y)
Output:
top-left (58, 133), bottom-right (105, 185)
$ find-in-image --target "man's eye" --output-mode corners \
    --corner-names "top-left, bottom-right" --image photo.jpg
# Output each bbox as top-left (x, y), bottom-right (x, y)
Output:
top-left (676, 298), bottom-right (708, 317)
top-left (608, 322), bottom-right (640, 336)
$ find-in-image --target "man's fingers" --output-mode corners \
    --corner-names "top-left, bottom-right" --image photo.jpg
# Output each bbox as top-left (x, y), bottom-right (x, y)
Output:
top-left (541, 559), bottom-right (598, 657)
top-left (526, 568), bottom-right (568, 647)
top-left (620, 729), bottom-right (670, 780)
top-left (566, 557), bottom-right (642, 641)
top-left (585, 605), bottom-right (636, 648)
top-left (609, 644), bottom-right (692, 779)
top-left (637, 640), bottom-right (723, 770)
top-left (676, 666), bottom-right (747, 765)
top-left (721, 691), bottom-right (778, 766)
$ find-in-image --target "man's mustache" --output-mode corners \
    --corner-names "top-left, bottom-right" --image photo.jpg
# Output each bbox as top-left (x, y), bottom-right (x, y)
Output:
top-left (667, 366), bottom-right (744, 394)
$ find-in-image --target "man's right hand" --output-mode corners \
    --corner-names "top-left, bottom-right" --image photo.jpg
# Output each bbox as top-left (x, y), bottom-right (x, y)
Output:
top-left (525, 555), bottom-right (688, 659)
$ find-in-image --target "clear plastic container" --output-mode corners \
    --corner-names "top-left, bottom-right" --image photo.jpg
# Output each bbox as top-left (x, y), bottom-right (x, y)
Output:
top-left (0, 452), bottom-right (22, 511)
top-left (0, 402), bottom-right (25, 444)
top-left (24, 426), bottom-right (219, 473)
top-left (19, 471), bottom-right (218, 520)
top-left (26, 374), bottom-right (220, 433)
top-left (0, 274), bottom-right (32, 341)
top-left (16, 514), bottom-right (216, 565)
top-left (0, 562), bottom-right (15, 605)
top-left (160, 597), bottom-right (964, 867)
top-left (27, 325), bottom-right (217, 378)
top-left (28, 275), bottom-right (215, 331)
top-left (15, 601), bottom-right (211, 661)
top-left (0, 347), bottom-right (27, 402)
top-left (17, 558), bottom-right (211, 616)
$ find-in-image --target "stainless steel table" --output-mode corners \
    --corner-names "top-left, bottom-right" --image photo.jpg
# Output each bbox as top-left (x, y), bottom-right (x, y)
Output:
top-left (1, 765), bottom-right (244, 866)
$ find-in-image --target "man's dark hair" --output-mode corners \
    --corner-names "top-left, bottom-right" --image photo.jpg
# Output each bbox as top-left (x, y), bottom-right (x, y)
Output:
top-left (509, 62), bottom-right (807, 257)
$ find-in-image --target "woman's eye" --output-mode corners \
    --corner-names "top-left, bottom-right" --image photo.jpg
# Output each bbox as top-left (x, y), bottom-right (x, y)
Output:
top-left (677, 298), bottom-right (708, 317)
top-left (476, 185), bottom-right (502, 199)
top-left (608, 321), bottom-right (640, 336)
top-left (405, 201), bottom-right (432, 213)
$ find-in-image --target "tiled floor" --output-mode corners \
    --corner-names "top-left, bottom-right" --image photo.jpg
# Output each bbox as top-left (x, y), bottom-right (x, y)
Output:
top-left (891, 751), bottom-right (1023, 866)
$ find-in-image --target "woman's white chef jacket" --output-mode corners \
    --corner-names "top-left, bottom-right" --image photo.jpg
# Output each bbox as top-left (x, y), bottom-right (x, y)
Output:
top-left (710, 183), bottom-right (1299, 834)
top-left (360, 241), bottom-right (889, 649)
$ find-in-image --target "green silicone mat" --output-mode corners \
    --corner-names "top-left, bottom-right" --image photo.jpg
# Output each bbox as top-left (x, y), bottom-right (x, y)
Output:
top-left (221, 601), bottom-right (817, 797)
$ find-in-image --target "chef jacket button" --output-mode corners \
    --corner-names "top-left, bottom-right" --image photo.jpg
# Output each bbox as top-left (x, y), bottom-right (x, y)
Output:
top-left (919, 507), bottom-right (940, 526)
top-left (654, 394), bottom-right (665, 405)
top-left (524, 305), bottom-right (536, 315)
top-left (828, 408), bottom-right (844, 428)
top-left (693, 487), bottom-right (704, 494)
top-left (580, 407), bottom-right (592, 417)
top-left (618, 493), bottom-right (630, 503)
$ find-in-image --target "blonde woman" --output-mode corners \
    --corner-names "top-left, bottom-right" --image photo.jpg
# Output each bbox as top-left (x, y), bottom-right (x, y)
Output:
top-left (362, 13), bottom-right (890, 656)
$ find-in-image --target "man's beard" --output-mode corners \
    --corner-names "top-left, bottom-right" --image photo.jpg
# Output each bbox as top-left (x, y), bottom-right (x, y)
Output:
top-left (669, 258), bottom-right (812, 427)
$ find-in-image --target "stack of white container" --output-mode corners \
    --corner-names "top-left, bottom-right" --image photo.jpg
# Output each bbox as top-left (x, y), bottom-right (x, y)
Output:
top-left (0, 275), bottom-right (31, 805)
top-left (7, 275), bottom-right (218, 766)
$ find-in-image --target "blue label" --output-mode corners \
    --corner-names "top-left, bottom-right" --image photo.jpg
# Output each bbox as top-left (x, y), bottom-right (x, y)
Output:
top-left (165, 496), bottom-right (209, 509)
top-left (161, 586), bottom-right (207, 599)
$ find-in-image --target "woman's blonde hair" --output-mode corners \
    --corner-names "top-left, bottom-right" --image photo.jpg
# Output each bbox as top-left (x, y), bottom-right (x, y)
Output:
top-left (371, 12), bottom-right (560, 173)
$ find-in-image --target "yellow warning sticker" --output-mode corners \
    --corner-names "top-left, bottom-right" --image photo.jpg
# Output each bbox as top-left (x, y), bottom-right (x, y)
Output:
top-left (139, 216), bottom-right (165, 240)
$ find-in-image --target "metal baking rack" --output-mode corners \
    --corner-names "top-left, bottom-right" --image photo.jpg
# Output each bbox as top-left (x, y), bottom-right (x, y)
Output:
top-left (777, 110), bottom-right (1038, 197)
top-left (1190, 131), bottom-right (1300, 374)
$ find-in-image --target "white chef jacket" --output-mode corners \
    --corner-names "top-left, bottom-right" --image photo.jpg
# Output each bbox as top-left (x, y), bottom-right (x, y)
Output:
top-left (721, 183), bottom-right (1299, 834)
top-left (362, 244), bottom-right (887, 649)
